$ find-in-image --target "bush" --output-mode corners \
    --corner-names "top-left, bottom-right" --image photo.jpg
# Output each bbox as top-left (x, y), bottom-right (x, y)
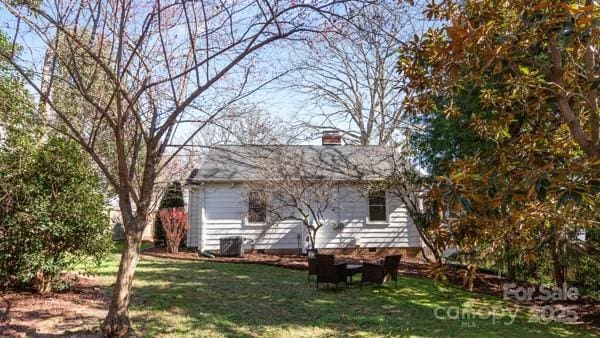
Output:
top-left (155, 181), bottom-right (185, 245)
top-left (574, 229), bottom-right (600, 298)
top-left (0, 134), bottom-right (111, 293)
top-left (575, 256), bottom-right (600, 298)
top-left (158, 208), bottom-right (189, 253)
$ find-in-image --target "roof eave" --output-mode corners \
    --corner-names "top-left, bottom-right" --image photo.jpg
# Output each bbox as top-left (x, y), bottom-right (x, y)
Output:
top-left (186, 177), bottom-right (389, 185)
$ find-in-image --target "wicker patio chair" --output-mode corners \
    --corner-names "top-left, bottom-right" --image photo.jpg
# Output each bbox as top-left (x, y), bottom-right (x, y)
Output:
top-left (308, 257), bottom-right (318, 282)
top-left (360, 255), bottom-right (402, 288)
top-left (316, 254), bottom-right (347, 289)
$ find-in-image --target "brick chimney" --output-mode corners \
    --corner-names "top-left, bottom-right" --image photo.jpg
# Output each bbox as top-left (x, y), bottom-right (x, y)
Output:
top-left (321, 131), bottom-right (342, 146)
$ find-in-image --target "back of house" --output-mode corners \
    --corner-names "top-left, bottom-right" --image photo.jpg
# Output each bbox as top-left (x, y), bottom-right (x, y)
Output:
top-left (186, 136), bottom-right (422, 256)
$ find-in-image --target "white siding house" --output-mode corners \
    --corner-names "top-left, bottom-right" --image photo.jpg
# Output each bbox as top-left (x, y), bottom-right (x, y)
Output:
top-left (186, 143), bottom-right (422, 254)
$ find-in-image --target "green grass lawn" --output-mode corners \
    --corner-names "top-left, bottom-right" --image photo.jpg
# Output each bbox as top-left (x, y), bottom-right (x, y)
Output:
top-left (90, 245), bottom-right (595, 337)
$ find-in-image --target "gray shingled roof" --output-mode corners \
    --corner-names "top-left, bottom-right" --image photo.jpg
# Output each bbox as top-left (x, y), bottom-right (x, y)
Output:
top-left (187, 145), bottom-right (394, 183)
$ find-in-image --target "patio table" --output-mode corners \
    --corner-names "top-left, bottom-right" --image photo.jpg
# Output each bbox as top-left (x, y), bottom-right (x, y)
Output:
top-left (346, 264), bottom-right (363, 284)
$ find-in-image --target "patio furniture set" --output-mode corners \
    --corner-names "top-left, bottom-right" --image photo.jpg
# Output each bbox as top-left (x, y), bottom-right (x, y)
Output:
top-left (307, 253), bottom-right (402, 289)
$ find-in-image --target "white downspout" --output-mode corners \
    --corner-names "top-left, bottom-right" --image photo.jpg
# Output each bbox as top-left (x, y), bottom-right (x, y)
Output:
top-left (186, 186), bottom-right (192, 248)
top-left (199, 182), bottom-right (206, 251)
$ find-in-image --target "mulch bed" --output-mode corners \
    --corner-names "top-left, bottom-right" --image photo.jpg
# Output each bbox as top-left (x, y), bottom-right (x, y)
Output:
top-left (143, 246), bottom-right (427, 271)
top-left (0, 275), bottom-right (107, 337)
top-left (143, 246), bottom-right (600, 331)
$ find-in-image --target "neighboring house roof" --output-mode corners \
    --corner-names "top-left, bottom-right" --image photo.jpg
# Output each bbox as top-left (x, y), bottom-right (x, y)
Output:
top-left (187, 145), bottom-right (394, 183)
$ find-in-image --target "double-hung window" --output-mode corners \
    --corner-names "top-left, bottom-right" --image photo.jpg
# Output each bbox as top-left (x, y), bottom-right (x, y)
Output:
top-left (248, 191), bottom-right (267, 224)
top-left (368, 190), bottom-right (387, 222)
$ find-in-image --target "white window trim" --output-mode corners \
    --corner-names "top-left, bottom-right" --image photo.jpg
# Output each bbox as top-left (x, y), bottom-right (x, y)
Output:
top-left (246, 191), bottom-right (267, 226)
top-left (245, 219), bottom-right (267, 226)
top-left (366, 219), bottom-right (389, 225)
top-left (366, 190), bottom-right (388, 224)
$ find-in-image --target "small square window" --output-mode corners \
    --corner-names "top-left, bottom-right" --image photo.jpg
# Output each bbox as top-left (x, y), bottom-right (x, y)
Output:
top-left (248, 191), bottom-right (267, 223)
top-left (368, 190), bottom-right (386, 222)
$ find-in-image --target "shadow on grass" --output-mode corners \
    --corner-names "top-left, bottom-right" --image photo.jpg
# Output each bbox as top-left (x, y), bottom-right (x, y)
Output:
top-left (93, 256), bottom-right (595, 337)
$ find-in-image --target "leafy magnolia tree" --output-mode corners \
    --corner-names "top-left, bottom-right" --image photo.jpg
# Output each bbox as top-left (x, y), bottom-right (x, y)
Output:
top-left (158, 208), bottom-right (189, 254)
top-left (0, 133), bottom-right (111, 293)
top-left (1, 1), bottom-right (362, 334)
top-left (400, 0), bottom-right (599, 158)
top-left (398, 0), bottom-right (600, 287)
top-left (155, 181), bottom-right (185, 246)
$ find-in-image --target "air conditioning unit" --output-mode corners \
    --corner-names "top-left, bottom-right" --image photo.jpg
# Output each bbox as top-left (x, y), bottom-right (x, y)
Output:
top-left (220, 236), bottom-right (244, 257)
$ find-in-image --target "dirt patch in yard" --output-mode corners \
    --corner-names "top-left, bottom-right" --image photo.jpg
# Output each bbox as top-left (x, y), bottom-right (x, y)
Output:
top-left (143, 246), bottom-right (600, 331)
top-left (0, 275), bottom-right (107, 337)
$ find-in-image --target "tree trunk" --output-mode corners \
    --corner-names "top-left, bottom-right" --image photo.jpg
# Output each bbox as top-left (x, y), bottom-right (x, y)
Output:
top-left (504, 240), bottom-right (517, 280)
top-left (166, 240), bottom-right (178, 254)
top-left (553, 262), bottom-right (565, 289)
top-left (550, 224), bottom-right (566, 288)
top-left (551, 238), bottom-right (566, 288)
top-left (35, 271), bottom-right (52, 295)
top-left (309, 228), bottom-right (317, 250)
top-left (101, 229), bottom-right (143, 337)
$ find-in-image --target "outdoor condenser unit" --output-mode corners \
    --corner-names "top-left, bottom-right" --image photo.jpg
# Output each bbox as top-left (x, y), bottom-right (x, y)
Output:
top-left (220, 236), bottom-right (244, 257)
